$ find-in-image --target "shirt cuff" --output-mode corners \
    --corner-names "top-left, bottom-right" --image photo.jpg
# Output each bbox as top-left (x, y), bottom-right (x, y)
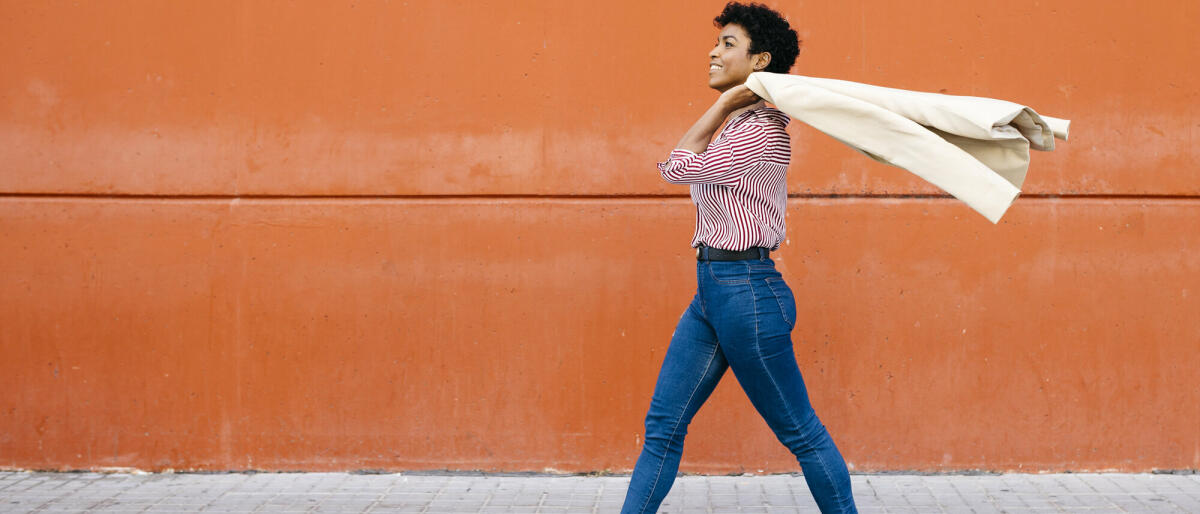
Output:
top-left (657, 148), bottom-right (701, 177)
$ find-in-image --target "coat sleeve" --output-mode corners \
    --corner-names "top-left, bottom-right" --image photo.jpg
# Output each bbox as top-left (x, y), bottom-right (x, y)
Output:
top-left (657, 123), bottom-right (771, 186)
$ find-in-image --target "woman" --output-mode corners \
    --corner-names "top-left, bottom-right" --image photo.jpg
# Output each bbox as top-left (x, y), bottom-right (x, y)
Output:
top-left (620, 3), bottom-right (859, 513)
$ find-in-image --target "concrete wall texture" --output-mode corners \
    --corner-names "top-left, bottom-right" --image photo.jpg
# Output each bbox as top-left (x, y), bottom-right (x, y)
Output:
top-left (1, 0), bottom-right (1197, 474)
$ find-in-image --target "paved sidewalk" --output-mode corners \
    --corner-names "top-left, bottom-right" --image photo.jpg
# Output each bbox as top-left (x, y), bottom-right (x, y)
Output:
top-left (0, 471), bottom-right (1197, 513)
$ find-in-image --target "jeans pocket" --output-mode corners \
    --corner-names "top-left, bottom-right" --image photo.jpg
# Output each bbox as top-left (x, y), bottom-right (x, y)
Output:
top-left (706, 261), bottom-right (750, 285)
top-left (764, 277), bottom-right (797, 329)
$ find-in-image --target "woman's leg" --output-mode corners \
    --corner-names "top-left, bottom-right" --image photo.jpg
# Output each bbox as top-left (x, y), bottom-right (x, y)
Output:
top-left (621, 292), bottom-right (727, 514)
top-left (705, 263), bottom-right (858, 514)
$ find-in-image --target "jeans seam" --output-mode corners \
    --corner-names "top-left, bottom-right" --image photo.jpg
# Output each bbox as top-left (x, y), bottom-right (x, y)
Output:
top-left (749, 279), bottom-right (847, 511)
top-left (637, 342), bottom-right (720, 514)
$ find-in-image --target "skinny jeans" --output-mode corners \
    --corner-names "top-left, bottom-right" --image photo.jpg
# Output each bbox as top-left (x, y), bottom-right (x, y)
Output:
top-left (621, 256), bottom-right (858, 514)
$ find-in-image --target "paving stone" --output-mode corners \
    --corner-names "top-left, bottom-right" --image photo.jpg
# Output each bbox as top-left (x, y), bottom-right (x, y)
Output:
top-left (1, 471), bottom-right (1197, 512)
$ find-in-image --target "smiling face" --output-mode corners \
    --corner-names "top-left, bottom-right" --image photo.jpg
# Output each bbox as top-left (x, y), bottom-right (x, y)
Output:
top-left (707, 23), bottom-right (770, 92)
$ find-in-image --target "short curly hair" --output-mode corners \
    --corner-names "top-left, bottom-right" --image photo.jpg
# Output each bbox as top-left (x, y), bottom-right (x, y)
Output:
top-left (713, 2), bottom-right (801, 74)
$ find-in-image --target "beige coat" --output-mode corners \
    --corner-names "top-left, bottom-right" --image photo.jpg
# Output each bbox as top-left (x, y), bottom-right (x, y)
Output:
top-left (743, 72), bottom-right (1070, 223)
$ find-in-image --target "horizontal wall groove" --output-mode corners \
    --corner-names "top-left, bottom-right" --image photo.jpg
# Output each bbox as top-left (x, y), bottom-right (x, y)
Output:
top-left (2, 193), bottom-right (1200, 202)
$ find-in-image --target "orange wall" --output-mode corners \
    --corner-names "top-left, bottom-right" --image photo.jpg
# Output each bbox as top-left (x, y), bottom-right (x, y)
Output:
top-left (1, 1), bottom-right (1197, 473)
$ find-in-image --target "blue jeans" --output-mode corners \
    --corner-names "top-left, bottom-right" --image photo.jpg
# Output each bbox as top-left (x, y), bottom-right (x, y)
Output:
top-left (621, 256), bottom-right (858, 514)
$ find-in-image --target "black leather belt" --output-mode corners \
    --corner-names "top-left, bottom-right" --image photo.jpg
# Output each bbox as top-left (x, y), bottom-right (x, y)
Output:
top-left (696, 244), bottom-right (770, 261)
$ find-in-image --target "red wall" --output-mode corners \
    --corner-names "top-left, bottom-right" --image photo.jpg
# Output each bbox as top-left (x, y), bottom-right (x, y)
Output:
top-left (2, 1), bottom-right (1197, 473)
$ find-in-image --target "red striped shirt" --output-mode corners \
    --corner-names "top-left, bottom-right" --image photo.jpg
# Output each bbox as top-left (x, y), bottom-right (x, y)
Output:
top-left (658, 106), bottom-right (791, 251)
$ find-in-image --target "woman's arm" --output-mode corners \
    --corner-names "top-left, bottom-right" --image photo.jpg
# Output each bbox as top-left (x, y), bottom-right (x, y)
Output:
top-left (675, 85), bottom-right (763, 153)
top-left (658, 85), bottom-right (771, 186)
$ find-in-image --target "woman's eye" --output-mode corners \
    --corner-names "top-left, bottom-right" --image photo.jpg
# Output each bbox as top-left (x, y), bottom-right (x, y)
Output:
top-left (725, 42), bottom-right (733, 48)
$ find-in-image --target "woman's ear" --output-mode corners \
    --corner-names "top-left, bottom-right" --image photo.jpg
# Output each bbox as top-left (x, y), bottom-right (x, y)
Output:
top-left (753, 52), bottom-right (772, 71)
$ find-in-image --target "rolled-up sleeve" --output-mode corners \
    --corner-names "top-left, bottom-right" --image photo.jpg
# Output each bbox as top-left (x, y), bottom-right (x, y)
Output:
top-left (657, 124), bottom-right (769, 186)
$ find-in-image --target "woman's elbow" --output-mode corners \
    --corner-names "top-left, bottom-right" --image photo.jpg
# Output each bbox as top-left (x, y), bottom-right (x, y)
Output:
top-left (659, 170), bottom-right (688, 184)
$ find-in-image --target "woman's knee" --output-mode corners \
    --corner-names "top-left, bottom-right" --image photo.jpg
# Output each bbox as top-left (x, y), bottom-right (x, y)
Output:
top-left (778, 411), bottom-right (834, 452)
top-left (643, 409), bottom-right (690, 445)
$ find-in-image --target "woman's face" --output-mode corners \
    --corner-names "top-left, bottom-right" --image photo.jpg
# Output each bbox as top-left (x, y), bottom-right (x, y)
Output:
top-left (708, 23), bottom-right (768, 92)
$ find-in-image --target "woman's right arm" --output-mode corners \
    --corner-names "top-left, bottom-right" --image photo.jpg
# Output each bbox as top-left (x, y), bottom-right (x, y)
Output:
top-left (659, 85), bottom-right (770, 187)
top-left (673, 85), bottom-right (761, 153)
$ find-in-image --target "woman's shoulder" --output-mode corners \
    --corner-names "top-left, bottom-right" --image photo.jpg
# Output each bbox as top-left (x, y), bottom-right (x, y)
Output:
top-left (729, 107), bottom-right (789, 145)
top-left (751, 106), bottom-right (790, 128)
top-left (727, 106), bottom-right (789, 136)
top-left (719, 106), bottom-right (790, 148)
